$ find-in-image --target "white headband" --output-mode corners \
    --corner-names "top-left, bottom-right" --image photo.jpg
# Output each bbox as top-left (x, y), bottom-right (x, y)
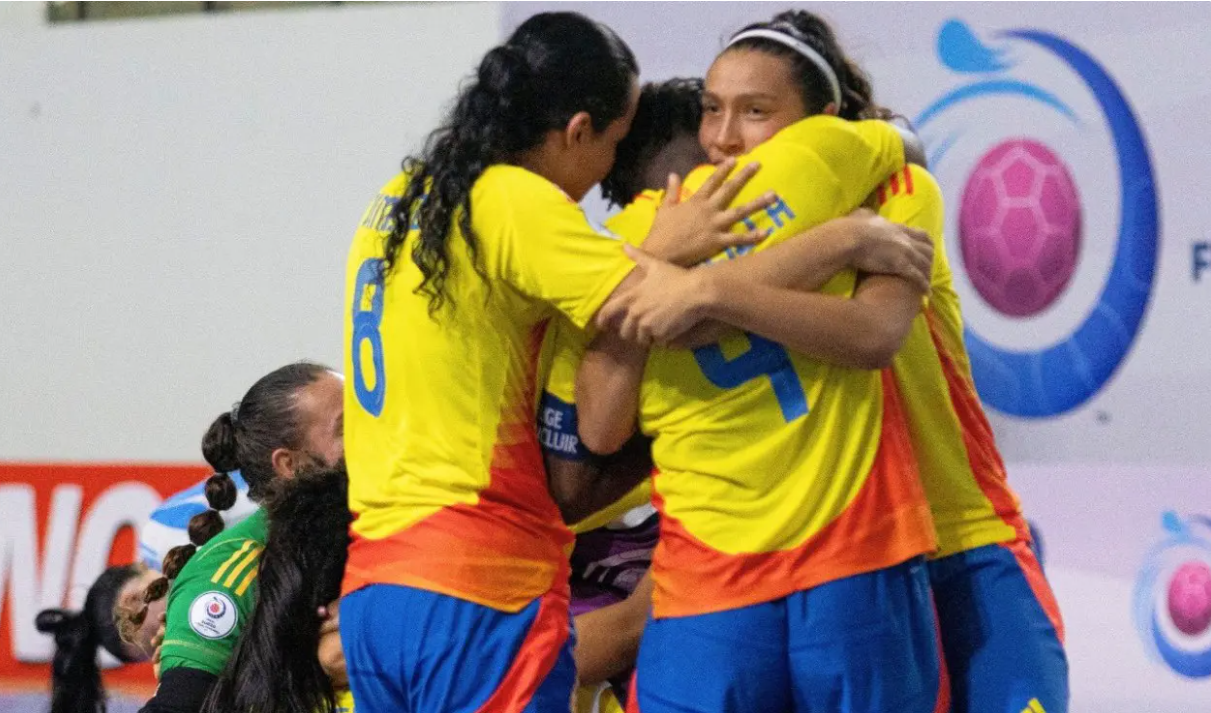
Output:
top-left (727, 28), bottom-right (842, 110)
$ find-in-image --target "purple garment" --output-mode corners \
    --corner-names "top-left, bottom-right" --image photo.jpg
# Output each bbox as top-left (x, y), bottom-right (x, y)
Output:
top-left (569, 507), bottom-right (659, 617)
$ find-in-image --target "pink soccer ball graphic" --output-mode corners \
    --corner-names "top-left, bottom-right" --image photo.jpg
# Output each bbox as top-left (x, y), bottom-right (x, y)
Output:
top-left (1167, 560), bottom-right (1211, 636)
top-left (958, 139), bottom-right (1083, 317)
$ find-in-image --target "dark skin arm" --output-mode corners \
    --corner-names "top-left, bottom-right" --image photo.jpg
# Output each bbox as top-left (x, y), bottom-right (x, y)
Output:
top-left (546, 431), bottom-right (653, 525)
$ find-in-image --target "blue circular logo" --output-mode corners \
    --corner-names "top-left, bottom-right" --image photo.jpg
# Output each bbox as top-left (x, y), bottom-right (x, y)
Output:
top-left (1134, 512), bottom-right (1211, 678)
top-left (917, 20), bottom-right (1159, 418)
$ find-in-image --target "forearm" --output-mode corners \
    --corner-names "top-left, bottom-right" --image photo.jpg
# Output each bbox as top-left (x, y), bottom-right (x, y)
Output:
top-left (573, 572), bottom-right (653, 685)
top-left (139, 668), bottom-right (216, 713)
top-left (704, 273), bottom-right (920, 370)
top-left (709, 216), bottom-right (865, 291)
top-left (546, 433), bottom-right (653, 525)
top-left (576, 331), bottom-right (648, 455)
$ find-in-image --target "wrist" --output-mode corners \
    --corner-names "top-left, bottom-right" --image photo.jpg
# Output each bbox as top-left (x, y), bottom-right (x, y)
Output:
top-left (697, 268), bottom-right (730, 320)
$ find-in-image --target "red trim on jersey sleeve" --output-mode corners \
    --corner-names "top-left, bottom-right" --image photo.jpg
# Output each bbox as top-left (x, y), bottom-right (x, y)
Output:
top-left (648, 372), bottom-right (936, 618)
top-left (903, 166), bottom-right (915, 195)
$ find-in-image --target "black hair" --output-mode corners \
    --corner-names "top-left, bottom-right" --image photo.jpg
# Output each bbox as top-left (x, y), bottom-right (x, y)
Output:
top-left (203, 465), bottom-right (352, 713)
top-left (36, 564), bottom-right (141, 713)
top-left (125, 361), bottom-right (333, 638)
top-left (600, 77), bottom-right (705, 207)
top-left (381, 11), bottom-right (638, 313)
top-left (201, 361), bottom-right (333, 501)
top-left (727, 10), bottom-right (893, 121)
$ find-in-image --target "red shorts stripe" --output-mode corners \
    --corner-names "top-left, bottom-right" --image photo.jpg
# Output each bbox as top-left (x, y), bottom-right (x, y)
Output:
top-left (474, 588), bottom-right (572, 713)
top-left (1000, 539), bottom-right (1066, 644)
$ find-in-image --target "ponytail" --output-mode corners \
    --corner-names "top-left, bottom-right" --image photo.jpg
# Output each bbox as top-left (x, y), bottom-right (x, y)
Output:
top-left (127, 472), bottom-right (237, 637)
top-left (37, 565), bottom-right (140, 713)
top-left (203, 466), bottom-right (352, 713)
top-left (382, 12), bottom-right (638, 314)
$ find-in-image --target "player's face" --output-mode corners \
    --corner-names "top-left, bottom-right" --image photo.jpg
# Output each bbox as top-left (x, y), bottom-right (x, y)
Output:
top-left (116, 567), bottom-right (166, 661)
top-left (569, 79), bottom-right (641, 199)
top-left (700, 49), bottom-right (809, 164)
top-left (292, 370), bottom-right (345, 471)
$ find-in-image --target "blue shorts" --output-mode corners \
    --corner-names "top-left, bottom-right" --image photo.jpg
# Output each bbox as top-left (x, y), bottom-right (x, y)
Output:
top-left (929, 541), bottom-right (1068, 713)
top-left (633, 557), bottom-right (942, 713)
top-left (340, 584), bottom-right (576, 713)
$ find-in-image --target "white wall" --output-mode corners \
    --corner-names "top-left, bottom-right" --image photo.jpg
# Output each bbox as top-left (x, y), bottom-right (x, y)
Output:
top-left (0, 2), bottom-right (502, 461)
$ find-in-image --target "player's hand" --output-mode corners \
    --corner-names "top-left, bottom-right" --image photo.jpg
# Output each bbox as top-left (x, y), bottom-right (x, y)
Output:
top-left (317, 600), bottom-right (348, 687)
top-left (598, 245), bottom-right (713, 346)
top-left (642, 159), bottom-right (775, 267)
top-left (847, 209), bottom-right (934, 294)
top-left (151, 615), bottom-right (166, 680)
top-left (317, 598), bottom-right (340, 637)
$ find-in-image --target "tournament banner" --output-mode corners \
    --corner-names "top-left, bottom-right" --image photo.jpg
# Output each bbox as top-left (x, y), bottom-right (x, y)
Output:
top-left (0, 463), bottom-right (207, 703)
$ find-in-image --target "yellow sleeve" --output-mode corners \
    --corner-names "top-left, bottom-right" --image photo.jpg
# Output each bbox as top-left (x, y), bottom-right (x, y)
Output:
top-left (604, 189), bottom-right (662, 247)
top-left (484, 168), bottom-right (636, 329)
top-left (680, 116), bottom-right (906, 242)
top-left (876, 164), bottom-right (964, 329)
top-left (538, 318), bottom-right (592, 460)
top-left (806, 117), bottom-right (907, 209)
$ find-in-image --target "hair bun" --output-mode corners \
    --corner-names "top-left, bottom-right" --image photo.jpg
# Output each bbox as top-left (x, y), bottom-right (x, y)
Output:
top-left (201, 412), bottom-right (240, 473)
top-left (204, 472), bottom-right (239, 511)
top-left (35, 608), bottom-right (76, 634)
top-left (478, 44), bottom-right (532, 96)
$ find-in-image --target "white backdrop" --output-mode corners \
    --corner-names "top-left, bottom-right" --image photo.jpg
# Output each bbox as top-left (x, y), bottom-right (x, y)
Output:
top-left (502, 4), bottom-right (1210, 711)
top-left (0, 2), bottom-right (498, 463)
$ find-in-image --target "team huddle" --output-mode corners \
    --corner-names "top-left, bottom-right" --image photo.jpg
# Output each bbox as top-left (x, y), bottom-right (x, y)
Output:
top-left (38, 9), bottom-right (1068, 713)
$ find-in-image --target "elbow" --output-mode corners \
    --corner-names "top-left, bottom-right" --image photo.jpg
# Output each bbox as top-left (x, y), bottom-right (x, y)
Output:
top-left (576, 402), bottom-right (633, 456)
top-left (851, 326), bottom-right (908, 370)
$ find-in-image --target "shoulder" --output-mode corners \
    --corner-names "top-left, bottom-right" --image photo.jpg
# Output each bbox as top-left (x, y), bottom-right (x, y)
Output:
top-left (475, 165), bottom-right (582, 226)
top-left (875, 164), bottom-right (943, 210)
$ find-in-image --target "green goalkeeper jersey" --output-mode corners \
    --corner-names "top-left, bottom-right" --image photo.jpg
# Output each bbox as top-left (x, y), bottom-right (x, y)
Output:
top-left (159, 508), bottom-right (268, 675)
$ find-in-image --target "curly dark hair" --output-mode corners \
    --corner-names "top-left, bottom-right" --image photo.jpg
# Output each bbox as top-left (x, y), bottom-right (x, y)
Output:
top-left (728, 10), bottom-right (894, 121)
top-left (600, 77), bottom-right (705, 208)
top-left (380, 12), bottom-right (638, 314)
top-left (203, 465), bottom-right (351, 713)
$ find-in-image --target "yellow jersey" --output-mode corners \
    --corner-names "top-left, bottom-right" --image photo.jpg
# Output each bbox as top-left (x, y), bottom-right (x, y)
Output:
top-left (877, 165), bottom-right (1025, 557)
top-left (617, 116), bottom-right (936, 617)
top-left (342, 165), bottom-right (635, 612)
top-left (536, 192), bottom-right (663, 535)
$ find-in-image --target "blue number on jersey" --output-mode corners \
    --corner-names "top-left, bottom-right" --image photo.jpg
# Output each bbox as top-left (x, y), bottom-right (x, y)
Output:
top-left (351, 258), bottom-right (386, 416)
top-left (693, 333), bottom-right (808, 421)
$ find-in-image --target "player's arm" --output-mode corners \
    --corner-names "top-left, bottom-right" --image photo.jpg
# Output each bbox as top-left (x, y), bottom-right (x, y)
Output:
top-left (139, 668), bottom-right (217, 713)
top-left (604, 245), bottom-right (924, 371)
top-left (572, 571), bottom-right (654, 685)
top-left (707, 273), bottom-right (923, 370)
top-left (538, 322), bottom-right (653, 521)
top-left (695, 167), bottom-right (942, 368)
top-left (546, 434), bottom-right (652, 525)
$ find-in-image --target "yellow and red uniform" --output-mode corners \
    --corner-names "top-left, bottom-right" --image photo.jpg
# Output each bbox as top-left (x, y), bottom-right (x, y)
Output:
top-left (592, 116), bottom-right (936, 618)
top-left (342, 165), bottom-right (635, 611)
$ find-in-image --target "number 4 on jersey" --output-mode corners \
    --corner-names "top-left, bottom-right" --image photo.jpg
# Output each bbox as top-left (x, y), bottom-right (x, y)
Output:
top-left (693, 333), bottom-right (809, 421)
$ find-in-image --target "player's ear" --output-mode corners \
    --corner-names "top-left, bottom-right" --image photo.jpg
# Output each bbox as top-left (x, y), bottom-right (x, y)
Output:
top-left (564, 111), bottom-right (594, 148)
top-left (270, 447), bottom-right (295, 480)
top-left (821, 101), bottom-right (839, 117)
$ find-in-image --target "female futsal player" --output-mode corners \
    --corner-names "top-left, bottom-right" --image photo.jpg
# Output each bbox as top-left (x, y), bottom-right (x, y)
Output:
top-left (576, 11), bottom-right (947, 713)
top-left (137, 362), bottom-right (344, 713)
top-left (337, 11), bottom-right (783, 713)
top-left (591, 10), bottom-right (1067, 713)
